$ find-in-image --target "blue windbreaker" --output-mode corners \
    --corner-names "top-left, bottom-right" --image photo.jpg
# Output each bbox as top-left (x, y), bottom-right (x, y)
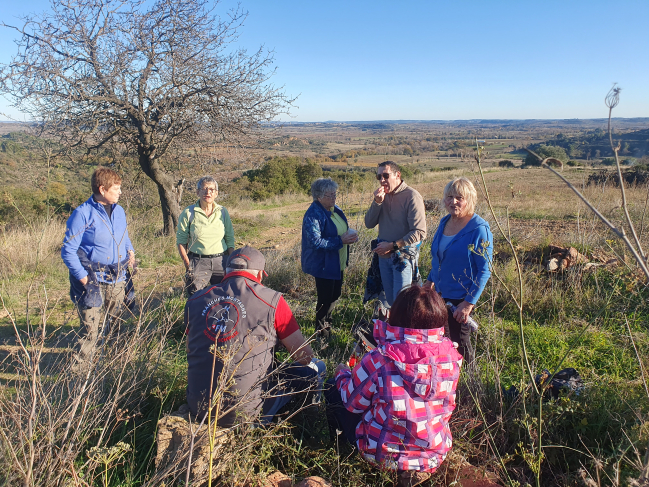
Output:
top-left (301, 200), bottom-right (349, 280)
top-left (427, 213), bottom-right (493, 304)
top-left (61, 196), bottom-right (134, 283)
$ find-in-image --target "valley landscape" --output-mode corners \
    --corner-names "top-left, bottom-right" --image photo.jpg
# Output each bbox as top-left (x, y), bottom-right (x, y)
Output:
top-left (1, 116), bottom-right (649, 486)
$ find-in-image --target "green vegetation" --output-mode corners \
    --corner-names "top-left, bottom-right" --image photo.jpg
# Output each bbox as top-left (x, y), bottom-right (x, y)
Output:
top-left (228, 156), bottom-right (322, 201)
top-left (1, 124), bottom-right (648, 486)
top-left (523, 145), bottom-right (569, 167)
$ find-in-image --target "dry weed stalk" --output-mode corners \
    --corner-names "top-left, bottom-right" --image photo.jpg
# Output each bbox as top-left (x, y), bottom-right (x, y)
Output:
top-left (526, 86), bottom-right (649, 281)
top-left (0, 278), bottom-right (183, 486)
top-left (522, 86), bottom-right (649, 486)
top-left (472, 142), bottom-right (545, 487)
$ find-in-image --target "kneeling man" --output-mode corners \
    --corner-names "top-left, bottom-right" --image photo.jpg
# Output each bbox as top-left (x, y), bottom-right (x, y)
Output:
top-left (185, 246), bottom-right (325, 426)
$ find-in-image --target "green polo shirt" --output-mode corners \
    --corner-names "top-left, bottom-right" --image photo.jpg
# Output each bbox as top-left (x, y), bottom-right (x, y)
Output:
top-left (176, 201), bottom-right (235, 255)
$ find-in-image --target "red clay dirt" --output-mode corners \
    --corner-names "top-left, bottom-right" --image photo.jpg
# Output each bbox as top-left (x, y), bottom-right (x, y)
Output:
top-left (447, 465), bottom-right (503, 487)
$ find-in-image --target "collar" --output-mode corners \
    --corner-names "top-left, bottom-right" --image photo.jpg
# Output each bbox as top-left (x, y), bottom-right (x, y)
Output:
top-left (88, 195), bottom-right (114, 210)
top-left (314, 199), bottom-right (336, 213)
top-left (194, 200), bottom-right (221, 214)
top-left (374, 319), bottom-right (445, 345)
top-left (439, 213), bottom-right (481, 239)
top-left (222, 270), bottom-right (262, 283)
top-left (389, 180), bottom-right (407, 195)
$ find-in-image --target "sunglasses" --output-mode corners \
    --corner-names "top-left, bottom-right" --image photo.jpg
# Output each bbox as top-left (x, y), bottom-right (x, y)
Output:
top-left (376, 172), bottom-right (392, 181)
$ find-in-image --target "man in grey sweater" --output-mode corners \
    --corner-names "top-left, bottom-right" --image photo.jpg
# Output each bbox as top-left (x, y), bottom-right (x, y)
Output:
top-left (364, 161), bottom-right (427, 307)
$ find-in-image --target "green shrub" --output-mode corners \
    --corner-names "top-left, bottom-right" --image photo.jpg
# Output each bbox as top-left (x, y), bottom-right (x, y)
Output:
top-left (497, 160), bottom-right (515, 168)
top-left (231, 157), bottom-right (323, 201)
top-left (523, 145), bottom-right (568, 167)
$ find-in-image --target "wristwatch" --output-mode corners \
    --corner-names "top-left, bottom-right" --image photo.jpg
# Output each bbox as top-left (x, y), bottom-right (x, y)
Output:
top-left (392, 241), bottom-right (399, 251)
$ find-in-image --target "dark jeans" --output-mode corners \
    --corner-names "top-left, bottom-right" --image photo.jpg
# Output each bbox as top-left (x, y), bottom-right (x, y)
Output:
top-left (324, 378), bottom-right (361, 445)
top-left (445, 297), bottom-right (474, 365)
top-left (314, 273), bottom-right (343, 330)
top-left (193, 360), bottom-right (325, 426)
top-left (260, 360), bottom-right (326, 424)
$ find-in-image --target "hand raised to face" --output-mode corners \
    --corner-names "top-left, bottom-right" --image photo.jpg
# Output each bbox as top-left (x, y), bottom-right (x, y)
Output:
top-left (373, 186), bottom-right (385, 204)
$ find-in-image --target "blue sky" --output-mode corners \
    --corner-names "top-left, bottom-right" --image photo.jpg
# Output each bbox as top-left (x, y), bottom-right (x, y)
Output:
top-left (1, 0), bottom-right (648, 121)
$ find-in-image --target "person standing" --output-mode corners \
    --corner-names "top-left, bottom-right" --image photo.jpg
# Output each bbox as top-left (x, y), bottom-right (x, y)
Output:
top-left (61, 167), bottom-right (135, 370)
top-left (176, 176), bottom-right (235, 296)
top-left (301, 178), bottom-right (358, 337)
top-left (364, 161), bottom-right (426, 309)
top-left (424, 177), bottom-right (493, 364)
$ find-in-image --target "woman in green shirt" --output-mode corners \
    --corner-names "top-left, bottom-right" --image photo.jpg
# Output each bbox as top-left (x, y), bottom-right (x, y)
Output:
top-left (176, 176), bottom-right (235, 296)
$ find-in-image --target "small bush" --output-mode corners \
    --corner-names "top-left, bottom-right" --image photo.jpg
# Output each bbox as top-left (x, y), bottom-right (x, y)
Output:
top-left (523, 145), bottom-right (568, 168)
top-left (229, 157), bottom-right (323, 201)
top-left (497, 160), bottom-right (515, 168)
top-left (566, 160), bottom-right (583, 167)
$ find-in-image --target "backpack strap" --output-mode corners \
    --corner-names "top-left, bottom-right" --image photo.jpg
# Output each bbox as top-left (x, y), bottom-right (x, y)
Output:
top-left (188, 204), bottom-right (196, 230)
top-left (187, 203), bottom-right (219, 232)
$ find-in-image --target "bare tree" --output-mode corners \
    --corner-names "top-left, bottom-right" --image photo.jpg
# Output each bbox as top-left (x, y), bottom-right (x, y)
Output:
top-left (0, 0), bottom-right (293, 234)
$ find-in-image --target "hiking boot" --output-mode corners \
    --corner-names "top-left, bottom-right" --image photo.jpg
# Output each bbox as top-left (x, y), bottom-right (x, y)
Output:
top-left (316, 323), bottom-right (331, 340)
top-left (396, 470), bottom-right (431, 487)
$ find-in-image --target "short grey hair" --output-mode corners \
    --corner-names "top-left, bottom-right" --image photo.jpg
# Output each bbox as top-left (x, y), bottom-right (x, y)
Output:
top-left (196, 176), bottom-right (218, 191)
top-left (310, 178), bottom-right (338, 201)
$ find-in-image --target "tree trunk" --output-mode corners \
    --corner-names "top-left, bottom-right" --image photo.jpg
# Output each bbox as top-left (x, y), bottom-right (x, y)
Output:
top-left (157, 182), bottom-right (181, 236)
top-left (138, 151), bottom-right (182, 236)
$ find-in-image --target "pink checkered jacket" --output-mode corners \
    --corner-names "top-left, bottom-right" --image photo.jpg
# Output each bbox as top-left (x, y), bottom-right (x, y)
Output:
top-left (335, 319), bottom-right (463, 472)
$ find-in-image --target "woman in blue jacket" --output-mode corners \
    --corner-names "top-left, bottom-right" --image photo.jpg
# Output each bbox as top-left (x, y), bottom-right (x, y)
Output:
top-left (301, 178), bottom-right (358, 337)
top-left (61, 167), bottom-right (135, 371)
top-left (424, 177), bottom-right (492, 364)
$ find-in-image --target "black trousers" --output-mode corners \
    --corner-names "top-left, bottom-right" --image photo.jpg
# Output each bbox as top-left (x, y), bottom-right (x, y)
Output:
top-left (445, 297), bottom-right (475, 365)
top-left (324, 378), bottom-right (361, 445)
top-left (314, 273), bottom-right (343, 330)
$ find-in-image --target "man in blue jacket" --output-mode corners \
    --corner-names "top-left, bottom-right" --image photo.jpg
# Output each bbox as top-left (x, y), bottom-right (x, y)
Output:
top-left (61, 167), bottom-right (135, 371)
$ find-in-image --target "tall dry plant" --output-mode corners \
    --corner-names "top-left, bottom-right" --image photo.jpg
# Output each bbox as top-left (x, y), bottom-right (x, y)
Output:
top-left (468, 86), bottom-right (649, 487)
top-left (528, 85), bottom-right (649, 487)
top-left (0, 291), bottom-right (184, 486)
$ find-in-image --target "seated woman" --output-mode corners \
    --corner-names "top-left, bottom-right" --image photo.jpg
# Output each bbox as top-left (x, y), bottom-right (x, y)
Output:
top-left (325, 286), bottom-right (463, 487)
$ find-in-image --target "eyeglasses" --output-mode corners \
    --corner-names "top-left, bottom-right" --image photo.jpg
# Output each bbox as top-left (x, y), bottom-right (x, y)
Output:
top-left (324, 192), bottom-right (337, 199)
top-left (376, 172), bottom-right (392, 180)
top-left (201, 187), bottom-right (217, 194)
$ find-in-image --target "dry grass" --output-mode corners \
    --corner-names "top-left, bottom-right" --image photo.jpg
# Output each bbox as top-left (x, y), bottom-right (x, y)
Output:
top-left (0, 166), bottom-right (648, 486)
top-left (0, 219), bottom-right (66, 277)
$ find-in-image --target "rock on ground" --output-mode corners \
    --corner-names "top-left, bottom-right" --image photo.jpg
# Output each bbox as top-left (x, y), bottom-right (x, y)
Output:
top-left (260, 471), bottom-right (292, 487)
top-left (294, 477), bottom-right (333, 487)
top-left (155, 404), bottom-right (231, 486)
